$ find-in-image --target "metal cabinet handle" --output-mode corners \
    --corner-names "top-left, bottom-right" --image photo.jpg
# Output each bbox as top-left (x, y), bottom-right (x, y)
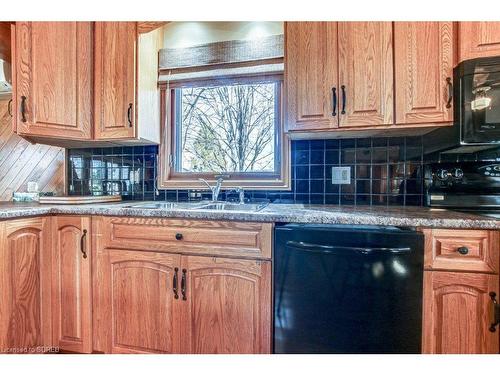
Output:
top-left (173, 267), bottom-right (179, 299)
top-left (446, 77), bottom-right (453, 109)
top-left (457, 246), bottom-right (469, 255)
top-left (340, 85), bottom-right (346, 114)
top-left (8, 99), bottom-right (12, 117)
top-left (20, 96), bottom-right (27, 122)
top-left (181, 269), bottom-right (187, 301)
top-left (175, 233), bottom-right (183, 241)
top-left (331, 87), bottom-right (337, 117)
top-left (489, 292), bottom-right (500, 332)
top-left (80, 229), bottom-right (88, 259)
top-left (127, 103), bottom-right (133, 127)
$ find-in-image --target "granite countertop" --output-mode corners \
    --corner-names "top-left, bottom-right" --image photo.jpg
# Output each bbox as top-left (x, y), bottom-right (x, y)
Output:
top-left (1, 201), bottom-right (500, 229)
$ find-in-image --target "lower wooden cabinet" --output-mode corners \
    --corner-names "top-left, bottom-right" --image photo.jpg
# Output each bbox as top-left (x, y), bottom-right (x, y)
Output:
top-left (94, 246), bottom-right (271, 354)
top-left (180, 256), bottom-right (271, 354)
top-left (51, 216), bottom-right (92, 353)
top-left (422, 271), bottom-right (499, 354)
top-left (0, 217), bottom-right (52, 353)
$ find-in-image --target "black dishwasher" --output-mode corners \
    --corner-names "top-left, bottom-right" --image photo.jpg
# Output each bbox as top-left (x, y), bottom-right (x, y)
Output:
top-left (274, 224), bottom-right (423, 354)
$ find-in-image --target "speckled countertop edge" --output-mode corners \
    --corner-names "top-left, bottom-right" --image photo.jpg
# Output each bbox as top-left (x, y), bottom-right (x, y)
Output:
top-left (1, 202), bottom-right (500, 229)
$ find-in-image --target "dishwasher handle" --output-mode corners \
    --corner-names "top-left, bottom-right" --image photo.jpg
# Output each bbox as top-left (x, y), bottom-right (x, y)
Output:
top-left (285, 240), bottom-right (412, 254)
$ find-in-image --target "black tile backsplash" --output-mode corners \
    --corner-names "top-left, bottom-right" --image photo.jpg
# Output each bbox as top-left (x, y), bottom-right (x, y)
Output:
top-left (68, 136), bottom-right (427, 206)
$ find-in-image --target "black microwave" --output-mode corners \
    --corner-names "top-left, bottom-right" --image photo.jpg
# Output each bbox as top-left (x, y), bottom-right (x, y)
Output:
top-left (456, 56), bottom-right (500, 145)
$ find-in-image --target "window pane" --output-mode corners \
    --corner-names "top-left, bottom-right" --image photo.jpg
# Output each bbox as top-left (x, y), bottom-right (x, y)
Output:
top-left (176, 82), bottom-right (277, 174)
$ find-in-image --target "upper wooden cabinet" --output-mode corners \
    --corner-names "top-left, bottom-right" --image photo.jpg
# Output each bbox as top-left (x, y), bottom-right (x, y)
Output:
top-left (51, 216), bottom-right (92, 353)
top-left (0, 217), bottom-right (52, 352)
top-left (285, 22), bottom-right (338, 131)
top-left (94, 22), bottom-right (136, 140)
top-left (338, 22), bottom-right (393, 127)
top-left (12, 21), bottom-right (161, 146)
top-left (14, 22), bottom-right (93, 140)
top-left (459, 22), bottom-right (500, 62)
top-left (394, 22), bottom-right (454, 125)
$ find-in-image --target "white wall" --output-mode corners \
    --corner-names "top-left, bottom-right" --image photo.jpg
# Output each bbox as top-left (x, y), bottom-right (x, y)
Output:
top-left (162, 21), bottom-right (284, 49)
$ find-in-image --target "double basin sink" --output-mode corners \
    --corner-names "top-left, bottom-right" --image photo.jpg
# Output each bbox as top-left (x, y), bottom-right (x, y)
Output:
top-left (125, 201), bottom-right (269, 212)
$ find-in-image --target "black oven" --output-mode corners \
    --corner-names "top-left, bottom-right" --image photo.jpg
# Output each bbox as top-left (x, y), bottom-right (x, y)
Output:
top-left (457, 56), bottom-right (500, 145)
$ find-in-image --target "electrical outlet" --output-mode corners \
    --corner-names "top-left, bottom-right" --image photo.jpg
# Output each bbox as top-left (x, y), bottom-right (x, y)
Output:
top-left (331, 167), bottom-right (351, 184)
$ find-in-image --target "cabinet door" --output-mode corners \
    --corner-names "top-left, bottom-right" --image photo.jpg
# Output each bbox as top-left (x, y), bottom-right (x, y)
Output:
top-left (180, 256), bottom-right (271, 354)
top-left (95, 248), bottom-right (181, 353)
top-left (394, 22), bottom-right (454, 125)
top-left (0, 218), bottom-right (52, 353)
top-left (338, 22), bottom-right (393, 127)
top-left (422, 271), bottom-right (499, 354)
top-left (285, 22), bottom-right (338, 131)
top-left (94, 22), bottom-right (136, 140)
top-left (459, 22), bottom-right (500, 61)
top-left (51, 216), bottom-right (92, 353)
top-left (15, 22), bottom-right (92, 139)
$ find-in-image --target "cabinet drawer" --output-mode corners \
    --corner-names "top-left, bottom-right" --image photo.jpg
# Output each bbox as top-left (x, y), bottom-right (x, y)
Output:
top-left (95, 216), bottom-right (273, 259)
top-left (423, 229), bottom-right (499, 273)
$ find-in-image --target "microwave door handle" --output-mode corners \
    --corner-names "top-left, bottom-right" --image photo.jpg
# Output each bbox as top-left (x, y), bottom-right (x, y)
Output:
top-left (285, 241), bottom-right (412, 254)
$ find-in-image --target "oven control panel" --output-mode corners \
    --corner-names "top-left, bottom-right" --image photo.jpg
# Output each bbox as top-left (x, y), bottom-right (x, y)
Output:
top-left (478, 164), bottom-right (500, 177)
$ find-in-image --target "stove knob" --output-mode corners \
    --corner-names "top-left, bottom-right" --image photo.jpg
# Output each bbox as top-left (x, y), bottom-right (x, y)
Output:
top-left (451, 168), bottom-right (464, 179)
top-left (436, 169), bottom-right (449, 180)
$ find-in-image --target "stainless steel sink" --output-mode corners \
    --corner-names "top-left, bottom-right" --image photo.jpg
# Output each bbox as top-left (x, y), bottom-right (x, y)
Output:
top-left (125, 201), bottom-right (268, 212)
top-left (124, 202), bottom-right (207, 210)
top-left (196, 202), bottom-right (268, 212)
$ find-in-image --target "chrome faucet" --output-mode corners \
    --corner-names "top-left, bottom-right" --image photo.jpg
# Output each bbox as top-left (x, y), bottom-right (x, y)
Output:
top-left (198, 177), bottom-right (225, 202)
top-left (234, 187), bottom-right (245, 204)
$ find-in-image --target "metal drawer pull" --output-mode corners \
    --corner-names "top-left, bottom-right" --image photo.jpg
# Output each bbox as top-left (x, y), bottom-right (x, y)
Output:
top-left (331, 87), bottom-right (337, 116)
top-left (80, 229), bottom-right (88, 259)
top-left (446, 77), bottom-right (453, 109)
top-left (173, 267), bottom-right (179, 299)
top-left (489, 292), bottom-right (500, 333)
top-left (175, 233), bottom-right (183, 240)
top-left (181, 269), bottom-right (187, 300)
top-left (457, 246), bottom-right (469, 255)
top-left (20, 96), bottom-right (27, 122)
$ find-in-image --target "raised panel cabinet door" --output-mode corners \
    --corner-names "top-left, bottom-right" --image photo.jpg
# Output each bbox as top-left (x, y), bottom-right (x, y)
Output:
top-left (14, 22), bottom-right (92, 139)
top-left (180, 256), bottom-right (272, 354)
top-left (394, 22), bottom-right (454, 125)
top-left (285, 22), bottom-right (338, 131)
top-left (422, 271), bottom-right (499, 354)
top-left (338, 22), bottom-right (393, 127)
top-left (459, 22), bottom-right (500, 61)
top-left (51, 216), bottom-right (92, 353)
top-left (95, 248), bottom-right (181, 353)
top-left (94, 22), bottom-right (136, 140)
top-left (0, 218), bottom-right (52, 353)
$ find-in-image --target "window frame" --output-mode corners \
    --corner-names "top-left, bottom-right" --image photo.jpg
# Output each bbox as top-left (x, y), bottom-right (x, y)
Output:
top-left (158, 73), bottom-right (290, 190)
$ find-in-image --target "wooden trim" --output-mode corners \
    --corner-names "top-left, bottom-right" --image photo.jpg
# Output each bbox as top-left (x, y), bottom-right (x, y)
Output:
top-left (158, 76), bottom-right (290, 190)
top-left (137, 22), bottom-right (168, 34)
top-left (159, 34), bottom-right (284, 70)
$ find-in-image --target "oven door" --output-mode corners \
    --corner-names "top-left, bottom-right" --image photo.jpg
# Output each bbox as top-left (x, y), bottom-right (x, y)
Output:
top-left (461, 69), bottom-right (500, 144)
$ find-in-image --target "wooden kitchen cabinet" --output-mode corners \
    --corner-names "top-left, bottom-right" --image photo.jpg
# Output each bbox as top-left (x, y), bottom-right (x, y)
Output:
top-left (422, 271), bottom-right (499, 354)
top-left (51, 216), bottom-right (92, 353)
top-left (94, 248), bottom-right (181, 353)
top-left (180, 256), bottom-right (272, 354)
top-left (94, 22), bottom-right (136, 140)
top-left (285, 22), bottom-right (338, 131)
top-left (422, 228), bottom-right (500, 354)
top-left (337, 22), bottom-right (393, 128)
top-left (0, 218), bottom-right (52, 353)
top-left (459, 22), bottom-right (500, 62)
top-left (13, 22), bottom-right (93, 140)
top-left (285, 21), bottom-right (393, 132)
top-left (92, 216), bottom-right (272, 354)
top-left (394, 22), bottom-right (454, 126)
top-left (94, 22), bottom-right (161, 143)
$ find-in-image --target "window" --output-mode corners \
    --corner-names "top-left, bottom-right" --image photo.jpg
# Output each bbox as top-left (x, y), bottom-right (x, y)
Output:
top-left (159, 75), bottom-right (290, 189)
